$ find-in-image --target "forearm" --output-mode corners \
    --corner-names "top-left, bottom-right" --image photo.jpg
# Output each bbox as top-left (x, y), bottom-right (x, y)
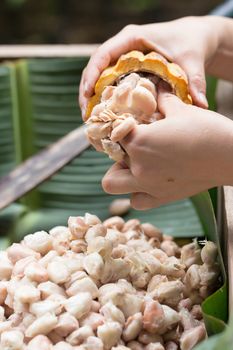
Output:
top-left (206, 16), bottom-right (233, 81)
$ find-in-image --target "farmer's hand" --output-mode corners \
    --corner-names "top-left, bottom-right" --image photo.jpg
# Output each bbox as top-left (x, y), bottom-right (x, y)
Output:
top-left (79, 16), bottom-right (233, 118)
top-left (102, 83), bottom-right (233, 209)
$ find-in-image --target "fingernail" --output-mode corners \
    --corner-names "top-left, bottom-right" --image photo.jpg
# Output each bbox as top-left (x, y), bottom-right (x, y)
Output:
top-left (82, 106), bottom-right (86, 119)
top-left (198, 92), bottom-right (208, 108)
top-left (84, 82), bottom-right (89, 96)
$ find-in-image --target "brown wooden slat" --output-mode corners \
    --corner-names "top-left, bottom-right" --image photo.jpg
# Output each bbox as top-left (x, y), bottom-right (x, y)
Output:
top-left (216, 80), bottom-right (233, 313)
top-left (222, 187), bottom-right (233, 314)
top-left (0, 44), bottom-right (98, 58)
top-left (0, 125), bottom-right (89, 211)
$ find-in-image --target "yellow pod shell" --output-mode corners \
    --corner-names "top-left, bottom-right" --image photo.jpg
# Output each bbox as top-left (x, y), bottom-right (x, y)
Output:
top-left (85, 50), bottom-right (192, 120)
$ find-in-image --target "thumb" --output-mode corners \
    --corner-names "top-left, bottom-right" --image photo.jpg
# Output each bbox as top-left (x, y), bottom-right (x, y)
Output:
top-left (157, 81), bottom-right (184, 116)
top-left (180, 57), bottom-right (208, 109)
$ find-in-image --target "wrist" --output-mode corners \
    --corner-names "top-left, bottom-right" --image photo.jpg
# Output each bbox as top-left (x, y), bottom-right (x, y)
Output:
top-left (215, 16), bottom-right (233, 53)
top-left (204, 16), bottom-right (231, 49)
top-left (213, 117), bottom-right (233, 186)
top-left (205, 16), bottom-right (233, 79)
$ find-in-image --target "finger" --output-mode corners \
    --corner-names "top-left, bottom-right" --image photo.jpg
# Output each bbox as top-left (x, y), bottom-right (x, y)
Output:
top-left (82, 32), bottom-right (156, 100)
top-left (79, 69), bottom-right (88, 119)
top-left (111, 117), bottom-right (136, 143)
top-left (119, 125), bottom-right (141, 156)
top-left (102, 162), bottom-right (139, 194)
top-left (119, 123), bottom-right (151, 156)
top-left (177, 56), bottom-right (208, 108)
top-left (80, 33), bottom-right (156, 119)
top-left (157, 81), bottom-right (184, 116)
top-left (131, 192), bottom-right (161, 210)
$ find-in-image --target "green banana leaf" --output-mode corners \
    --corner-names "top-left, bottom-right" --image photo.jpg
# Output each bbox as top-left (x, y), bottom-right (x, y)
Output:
top-left (0, 64), bottom-right (25, 235)
top-left (192, 192), bottom-right (227, 336)
top-left (194, 315), bottom-right (233, 350)
top-left (0, 64), bottom-right (18, 176)
top-left (0, 237), bottom-right (10, 249)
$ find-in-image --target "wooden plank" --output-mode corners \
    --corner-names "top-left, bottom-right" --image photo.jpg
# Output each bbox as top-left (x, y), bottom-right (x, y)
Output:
top-left (216, 80), bottom-right (233, 120)
top-left (0, 44), bottom-right (98, 58)
top-left (216, 79), bottom-right (233, 313)
top-left (0, 125), bottom-right (90, 211)
top-left (222, 187), bottom-right (233, 313)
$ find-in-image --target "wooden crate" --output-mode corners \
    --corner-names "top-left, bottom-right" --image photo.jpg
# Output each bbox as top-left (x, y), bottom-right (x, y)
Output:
top-left (0, 46), bottom-right (232, 310)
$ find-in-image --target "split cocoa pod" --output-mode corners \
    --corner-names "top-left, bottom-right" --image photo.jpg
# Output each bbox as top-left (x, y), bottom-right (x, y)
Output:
top-left (85, 50), bottom-right (192, 161)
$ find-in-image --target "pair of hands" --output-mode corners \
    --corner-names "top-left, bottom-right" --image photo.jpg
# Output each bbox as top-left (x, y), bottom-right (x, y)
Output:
top-left (79, 16), bottom-right (233, 209)
top-left (103, 84), bottom-right (233, 209)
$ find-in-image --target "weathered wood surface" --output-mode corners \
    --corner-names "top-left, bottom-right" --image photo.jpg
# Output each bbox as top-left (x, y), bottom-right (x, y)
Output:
top-left (222, 187), bottom-right (233, 313)
top-left (0, 125), bottom-right (89, 211)
top-left (0, 44), bottom-right (98, 58)
top-left (216, 79), bottom-right (233, 312)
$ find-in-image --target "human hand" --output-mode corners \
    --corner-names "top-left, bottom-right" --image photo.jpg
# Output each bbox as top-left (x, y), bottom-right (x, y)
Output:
top-left (102, 83), bottom-right (233, 210)
top-left (79, 16), bottom-right (226, 117)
